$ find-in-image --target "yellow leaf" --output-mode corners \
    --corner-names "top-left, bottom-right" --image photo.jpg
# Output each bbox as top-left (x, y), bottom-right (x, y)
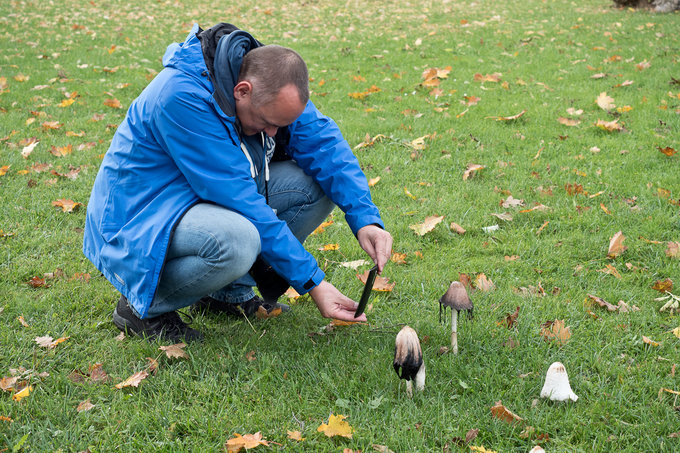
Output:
top-left (114, 370), bottom-right (149, 389)
top-left (470, 446), bottom-right (499, 453)
top-left (52, 199), bottom-right (83, 213)
top-left (287, 430), bottom-right (305, 441)
top-left (318, 243), bottom-right (339, 251)
top-left (409, 215), bottom-right (444, 236)
top-left (58, 99), bottom-right (75, 108)
top-left (0, 165), bottom-right (9, 176)
top-left (104, 98), bottom-right (122, 109)
top-left (671, 327), bottom-right (680, 339)
top-left (404, 186), bottom-right (417, 200)
top-left (357, 271), bottom-right (395, 292)
top-left (368, 176), bottom-right (381, 187)
top-left (642, 335), bottom-right (660, 347)
top-left (225, 432), bottom-right (270, 453)
top-left (12, 385), bottom-right (33, 402)
top-left (390, 252), bottom-right (407, 264)
top-left (317, 414), bottom-right (353, 438)
top-left (311, 220), bottom-right (334, 235)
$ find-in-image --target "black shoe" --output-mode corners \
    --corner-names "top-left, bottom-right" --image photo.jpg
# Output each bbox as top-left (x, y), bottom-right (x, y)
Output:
top-left (113, 296), bottom-right (203, 343)
top-left (194, 295), bottom-right (290, 317)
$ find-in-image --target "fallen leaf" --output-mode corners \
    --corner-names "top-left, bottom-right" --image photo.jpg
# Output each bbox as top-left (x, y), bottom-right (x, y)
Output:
top-left (643, 335), bottom-right (660, 347)
top-left (159, 343), bottom-right (189, 359)
top-left (76, 399), bottom-right (95, 412)
top-left (587, 294), bottom-right (617, 312)
top-left (474, 73), bottom-right (502, 83)
top-left (598, 264), bottom-right (621, 278)
top-left (558, 116), bottom-right (580, 126)
top-left (390, 252), bottom-right (407, 264)
top-left (470, 447), bottom-right (499, 453)
top-left (357, 271), bottom-right (395, 291)
top-left (670, 327), bottom-right (680, 339)
top-left (607, 231), bottom-right (627, 258)
top-left (225, 432), bottom-right (270, 453)
top-left (35, 335), bottom-right (69, 349)
top-left (595, 119), bottom-right (623, 132)
top-left (409, 215), bottom-right (444, 236)
top-left (372, 445), bottom-right (395, 453)
top-left (490, 400), bottom-right (523, 424)
top-left (21, 140), bottom-right (39, 158)
top-left (658, 146), bottom-right (677, 157)
top-left (463, 164), bottom-right (485, 180)
top-left (491, 212), bottom-right (513, 222)
top-left (17, 316), bottom-right (30, 327)
top-left (58, 99), bottom-right (75, 108)
top-left (501, 196), bottom-right (524, 208)
top-left (566, 108), bottom-right (583, 116)
top-left (0, 416), bottom-right (13, 423)
top-left (287, 430), bottom-right (305, 441)
top-left (104, 98), bottom-right (122, 109)
top-left (88, 363), bottom-right (110, 383)
top-left (339, 259), bottom-right (368, 270)
top-left (596, 92), bottom-right (615, 110)
top-left (475, 273), bottom-right (495, 291)
top-left (540, 320), bottom-right (571, 345)
top-left (368, 176), bottom-right (381, 187)
top-left (665, 242), bottom-right (680, 258)
top-left (450, 222), bottom-right (466, 235)
top-left (652, 278), bottom-right (673, 292)
top-left (114, 370), bottom-right (149, 389)
top-left (41, 121), bottom-right (62, 130)
top-left (403, 186), bottom-right (417, 200)
top-left (256, 305), bottom-right (282, 319)
top-left (12, 385), bottom-right (33, 402)
top-left (498, 306), bottom-right (520, 328)
top-left (52, 199), bottom-right (83, 213)
top-left (318, 243), bottom-right (339, 251)
top-left (245, 350), bottom-right (257, 362)
top-left (317, 414), bottom-right (353, 438)
top-left (0, 376), bottom-right (18, 392)
top-left (486, 110), bottom-right (526, 121)
top-left (505, 255), bottom-right (520, 261)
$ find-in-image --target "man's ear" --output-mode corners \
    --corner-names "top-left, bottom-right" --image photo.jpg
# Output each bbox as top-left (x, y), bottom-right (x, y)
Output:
top-left (233, 81), bottom-right (253, 101)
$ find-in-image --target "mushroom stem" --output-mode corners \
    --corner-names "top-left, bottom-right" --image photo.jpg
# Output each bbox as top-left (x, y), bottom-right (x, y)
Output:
top-left (451, 309), bottom-right (459, 354)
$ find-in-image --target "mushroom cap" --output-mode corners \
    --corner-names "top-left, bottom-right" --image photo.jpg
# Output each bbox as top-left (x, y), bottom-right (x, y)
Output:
top-left (540, 361), bottom-right (578, 402)
top-left (439, 281), bottom-right (473, 311)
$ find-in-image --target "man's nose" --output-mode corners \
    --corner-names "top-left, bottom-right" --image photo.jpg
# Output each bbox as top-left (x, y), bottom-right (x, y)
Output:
top-left (264, 126), bottom-right (278, 137)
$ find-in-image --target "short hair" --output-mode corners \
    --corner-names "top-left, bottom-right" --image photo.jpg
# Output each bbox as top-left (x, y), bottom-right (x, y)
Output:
top-left (238, 45), bottom-right (309, 107)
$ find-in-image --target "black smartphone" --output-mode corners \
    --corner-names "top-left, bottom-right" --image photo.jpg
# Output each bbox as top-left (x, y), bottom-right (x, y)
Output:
top-left (354, 265), bottom-right (378, 318)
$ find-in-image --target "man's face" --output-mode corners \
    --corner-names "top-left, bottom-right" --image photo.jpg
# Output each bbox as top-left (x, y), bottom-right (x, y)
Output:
top-left (234, 82), bottom-right (305, 137)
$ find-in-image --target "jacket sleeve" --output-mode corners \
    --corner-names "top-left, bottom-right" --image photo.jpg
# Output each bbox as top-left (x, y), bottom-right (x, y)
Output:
top-left (151, 79), bottom-right (325, 293)
top-left (286, 101), bottom-right (384, 235)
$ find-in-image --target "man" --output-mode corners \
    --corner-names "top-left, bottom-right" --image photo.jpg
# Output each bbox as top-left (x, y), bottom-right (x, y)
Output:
top-left (83, 23), bottom-right (393, 343)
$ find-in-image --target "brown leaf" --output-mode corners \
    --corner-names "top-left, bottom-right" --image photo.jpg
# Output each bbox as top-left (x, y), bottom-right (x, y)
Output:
top-left (0, 376), bottom-right (18, 392)
top-left (475, 273), bottom-right (495, 291)
top-left (463, 164), bottom-right (485, 180)
top-left (540, 320), bottom-right (571, 345)
top-left (41, 121), bottom-right (63, 130)
top-left (76, 399), bottom-right (95, 412)
top-left (357, 271), bottom-right (395, 292)
top-left (490, 400), bottom-right (523, 424)
top-left (409, 215), bottom-right (444, 236)
top-left (159, 343), bottom-right (189, 359)
top-left (450, 222), bottom-right (466, 235)
top-left (27, 276), bottom-right (49, 288)
top-left (287, 430), bottom-right (305, 441)
top-left (52, 199), bottom-right (83, 213)
top-left (256, 305), bottom-right (282, 319)
top-left (17, 316), bottom-right (30, 328)
top-left (498, 307), bottom-right (520, 328)
top-left (658, 146), bottom-right (677, 157)
top-left (642, 335), bottom-right (660, 347)
top-left (245, 350), bottom-right (257, 362)
top-left (486, 110), bottom-right (526, 121)
top-left (665, 242), bottom-right (680, 258)
top-left (607, 231), bottom-right (627, 258)
top-left (587, 294), bottom-right (618, 312)
top-left (598, 264), bottom-right (621, 279)
top-left (88, 363), bottom-right (111, 383)
top-left (35, 335), bottom-right (69, 349)
top-left (491, 212), bottom-right (513, 222)
top-left (390, 252), bottom-right (407, 264)
top-left (474, 73), bottom-right (502, 83)
top-left (558, 117), bottom-right (581, 126)
top-left (652, 278), bottom-right (673, 292)
top-left (501, 195), bottom-right (524, 208)
top-left (103, 98), bottom-right (122, 109)
top-left (595, 119), bottom-right (623, 132)
top-left (225, 432), bottom-right (270, 452)
top-left (596, 92), bottom-right (615, 110)
top-left (114, 370), bottom-right (149, 389)
top-left (49, 144), bottom-right (72, 157)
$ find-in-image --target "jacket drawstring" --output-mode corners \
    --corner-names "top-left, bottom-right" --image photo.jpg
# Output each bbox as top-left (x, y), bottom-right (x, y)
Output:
top-left (239, 132), bottom-right (270, 204)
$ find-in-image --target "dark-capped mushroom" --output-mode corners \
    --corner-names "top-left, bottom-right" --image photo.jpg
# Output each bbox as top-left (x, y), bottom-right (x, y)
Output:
top-left (439, 281), bottom-right (473, 354)
top-left (393, 325), bottom-right (425, 397)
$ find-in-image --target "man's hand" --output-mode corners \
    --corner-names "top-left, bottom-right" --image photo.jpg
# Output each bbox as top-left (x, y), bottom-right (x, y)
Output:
top-left (309, 280), bottom-right (367, 322)
top-left (357, 224), bottom-right (393, 273)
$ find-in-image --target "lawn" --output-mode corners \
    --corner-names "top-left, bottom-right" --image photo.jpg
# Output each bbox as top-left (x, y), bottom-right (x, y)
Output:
top-left (0, 0), bottom-right (679, 451)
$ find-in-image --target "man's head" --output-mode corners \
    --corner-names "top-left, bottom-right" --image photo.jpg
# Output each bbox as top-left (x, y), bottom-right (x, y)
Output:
top-left (233, 45), bottom-right (309, 137)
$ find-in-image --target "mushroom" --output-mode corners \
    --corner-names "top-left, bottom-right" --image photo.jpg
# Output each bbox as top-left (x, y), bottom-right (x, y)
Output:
top-left (540, 361), bottom-right (578, 402)
top-left (393, 325), bottom-right (425, 397)
top-left (439, 281), bottom-right (474, 354)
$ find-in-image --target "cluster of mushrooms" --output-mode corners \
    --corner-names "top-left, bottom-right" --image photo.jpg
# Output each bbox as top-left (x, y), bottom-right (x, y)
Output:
top-left (393, 281), bottom-right (578, 403)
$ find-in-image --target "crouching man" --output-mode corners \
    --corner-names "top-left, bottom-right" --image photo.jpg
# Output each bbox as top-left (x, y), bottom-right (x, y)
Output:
top-left (83, 23), bottom-right (392, 342)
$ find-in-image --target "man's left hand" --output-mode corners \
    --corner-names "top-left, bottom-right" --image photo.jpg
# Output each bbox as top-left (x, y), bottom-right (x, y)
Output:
top-left (357, 225), bottom-right (393, 274)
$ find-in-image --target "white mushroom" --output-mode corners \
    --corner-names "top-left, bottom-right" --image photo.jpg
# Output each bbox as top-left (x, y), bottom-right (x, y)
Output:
top-left (393, 325), bottom-right (425, 397)
top-left (529, 446), bottom-right (545, 453)
top-left (439, 281), bottom-right (473, 354)
top-left (540, 362), bottom-right (578, 402)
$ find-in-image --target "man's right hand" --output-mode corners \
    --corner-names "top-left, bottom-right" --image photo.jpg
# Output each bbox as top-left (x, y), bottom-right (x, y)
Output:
top-left (309, 280), bottom-right (367, 322)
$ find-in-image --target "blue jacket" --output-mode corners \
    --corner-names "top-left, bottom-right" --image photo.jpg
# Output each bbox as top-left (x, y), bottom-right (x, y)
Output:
top-left (83, 24), bottom-right (383, 318)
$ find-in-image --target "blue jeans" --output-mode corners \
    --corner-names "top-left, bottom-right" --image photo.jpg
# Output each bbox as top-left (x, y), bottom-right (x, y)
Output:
top-left (145, 160), bottom-right (334, 318)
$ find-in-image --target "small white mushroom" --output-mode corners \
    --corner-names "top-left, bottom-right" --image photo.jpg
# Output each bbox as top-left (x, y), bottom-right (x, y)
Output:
top-left (540, 361), bottom-right (578, 402)
top-left (439, 281), bottom-right (474, 354)
top-left (393, 325), bottom-right (425, 397)
top-left (529, 446), bottom-right (546, 453)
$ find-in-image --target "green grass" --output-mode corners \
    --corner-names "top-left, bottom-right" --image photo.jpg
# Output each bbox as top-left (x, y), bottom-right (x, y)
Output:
top-left (1, 0), bottom-right (679, 451)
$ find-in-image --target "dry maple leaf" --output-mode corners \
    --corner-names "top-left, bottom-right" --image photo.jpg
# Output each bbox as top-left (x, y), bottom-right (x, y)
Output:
top-left (607, 231), bottom-right (627, 258)
top-left (0, 376), bottom-right (18, 392)
top-left (501, 196), bottom-right (524, 208)
top-left (475, 273), bottom-right (495, 291)
top-left (474, 73), bottom-right (502, 82)
top-left (490, 400), bottom-right (523, 424)
top-left (642, 335), bottom-right (660, 347)
top-left (52, 199), bottom-right (83, 213)
top-left (463, 164), bottom-right (485, 180)
top-left (317, 414), bottom-right (353, 438)
top-left (652, 278), bottom-right (673, 292)
top-left (12, 385), bottom-right (32, 402)
top-left (103, 98), bottom-right (122, 109)
top-left (318, 243), bottom-right (339, 251)
top-left (287, 430), bottom-right (305, 441)
top-left (491, 212), bottom-right (513, 222)
top-left (225, 432), bottom-right (270, 453)
top-left (540, 320), bottom-right (571, 345)
top-left (35, 335), bottom-right (69, 349)
top-left (596, 92), bottom-right (615, 110)
top-left (256, 305), bottom-right (282, 319)
top-left (159, 343), bottom-right (189, 359)
top-left (657, 146), bottom-right (677, 157)
top-left (665, 242), bottom-right (680, 258)
top-left (390, 252), bottom-right (407, 264)
top-left (558, 117), bottom-right (580, 127)
top-left (595, 119), bottom-right (623, 132)
top-left (498, 306), bottom-right (520, 328)
top-left (77, 399), bottom-right (95, 412)
top-left (587, 294), bottom-right (618, 312)
top-left (27, 276), bottom-right (48, 288)
top-left (41, 121), bottom-right (62, 130)
top-left (368, 176), bottom-right (381, 187)
top-left (114, 370), bottom-right (149, 389)
top-left (598, 264), bottom-right (622, 279)
top-left (311, 220), bottom-right (333, 235)
top-left (409, 215), bottom-right (444, 236)
top-left (357, 270), bottom-right (395, 292)
top-left (88, 363), bottom-right (110, 383)
top-left (339, 259), bottom-right (368, 270)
